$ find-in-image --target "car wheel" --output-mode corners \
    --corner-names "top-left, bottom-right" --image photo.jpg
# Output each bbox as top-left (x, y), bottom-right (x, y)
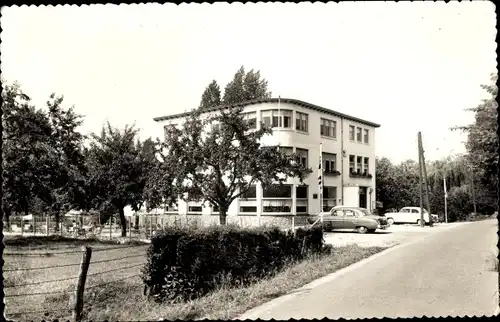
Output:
top-left (357, 226), bottom-right (368, 234)
top-left (387, 218), bottom-right (394, 225)
top-left (417, 219), bottom-right (423, 226)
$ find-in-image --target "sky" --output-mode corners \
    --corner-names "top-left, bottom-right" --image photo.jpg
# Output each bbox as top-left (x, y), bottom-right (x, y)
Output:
top-left (1, 2), bottom-right (497, 163)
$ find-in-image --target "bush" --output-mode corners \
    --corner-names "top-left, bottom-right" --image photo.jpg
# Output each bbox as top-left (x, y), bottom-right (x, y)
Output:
top-left (141, 224), bottom-right (324, 302)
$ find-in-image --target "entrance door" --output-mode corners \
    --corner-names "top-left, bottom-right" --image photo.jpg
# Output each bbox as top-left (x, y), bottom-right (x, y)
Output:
top-left (359, 187), bottom-right (367, 209)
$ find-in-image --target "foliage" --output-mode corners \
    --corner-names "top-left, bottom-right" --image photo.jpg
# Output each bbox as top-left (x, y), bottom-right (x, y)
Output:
top-left (222, 66), bottom-right (272, 105)
top-left (199, 80), bottom-right (222, 109)
top-left (141, 225), bottom-right (325, 302)
top-left (86, 123), bottom-right (152, 236)
top-left (2, 83), bottom-right (57, 221)
top-left (452, 73), bottom-right (498, 214)
top-left (147, 106), bottom-right (311, 225)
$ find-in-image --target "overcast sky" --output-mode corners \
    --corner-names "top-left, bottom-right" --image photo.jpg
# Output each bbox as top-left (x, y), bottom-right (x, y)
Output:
top-left (1, 2), bottom-right (496, 163)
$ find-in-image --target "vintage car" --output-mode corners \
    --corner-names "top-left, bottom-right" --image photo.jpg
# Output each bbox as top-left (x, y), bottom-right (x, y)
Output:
top-left (307, 206), bottom-right (389, 234)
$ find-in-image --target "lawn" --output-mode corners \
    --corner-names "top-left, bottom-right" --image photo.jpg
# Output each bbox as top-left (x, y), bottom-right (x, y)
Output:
top-left (4, 235), bottom-right (387, 321)
top-left (3, 235), bottom-right (149, 321)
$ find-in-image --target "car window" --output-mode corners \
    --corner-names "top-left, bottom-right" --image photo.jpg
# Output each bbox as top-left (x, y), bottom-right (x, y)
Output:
top-left (344, 210), bottom-right (355, 217)
top-left (411, 209), bottom-right (419, 213)
top-left (401, 208), bottom-right (410, 213)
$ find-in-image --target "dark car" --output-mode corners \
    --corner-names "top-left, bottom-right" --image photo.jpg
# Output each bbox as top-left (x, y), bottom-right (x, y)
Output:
top-left (308, 206), bottom-right (389, 234)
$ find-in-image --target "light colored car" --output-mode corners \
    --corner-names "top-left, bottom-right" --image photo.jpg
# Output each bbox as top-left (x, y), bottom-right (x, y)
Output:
top-left (384, 207), bottom-right (438, 225)
top-left (307, 206), bottom-right (389, 234)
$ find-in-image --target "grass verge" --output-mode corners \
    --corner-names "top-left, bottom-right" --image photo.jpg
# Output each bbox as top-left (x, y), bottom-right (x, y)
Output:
top-left (66, 245), bottom-right (386, 321)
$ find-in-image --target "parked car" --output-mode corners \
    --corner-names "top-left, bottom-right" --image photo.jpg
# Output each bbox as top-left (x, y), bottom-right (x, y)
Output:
top-left (384, 207), bottom-right (438, 225)
top-left (307, 206), bottom-right (389, 234)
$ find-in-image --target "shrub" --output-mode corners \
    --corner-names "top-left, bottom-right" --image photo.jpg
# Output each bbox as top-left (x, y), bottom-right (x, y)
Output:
top-left (141, 224), bottom-right (324, 302)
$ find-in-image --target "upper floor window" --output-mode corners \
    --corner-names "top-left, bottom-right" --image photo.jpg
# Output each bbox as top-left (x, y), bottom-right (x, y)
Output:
top-left (164, 124), bottom-right (176, 140)
top-left (363, 129), bottom-right (369, 144)
top-left (356, 127), bottom-right (362, 142)
top-left (261, 110), bottom-right (292, 129)
top-left (349, 155), bottom-right (355, 173)
top-left (364, 157), bottom-right (369, 174)
top-left (296, 112), bottom-right (308, 132)
top-left (356, 156), bottom-right (363, 173)
top-left (243, 112), bottom-right (257, 129)
top-left (349, 125), bottom-right (355, 141)
top-left (296, 148), bottom-right (308, 168)
top-left (320, 119), bottom-right (336, 138)
top-left (323, 152), bottom-right (337, 172)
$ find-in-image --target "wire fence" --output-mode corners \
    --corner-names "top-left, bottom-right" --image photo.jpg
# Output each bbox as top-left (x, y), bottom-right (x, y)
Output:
top-left (3, 243), bottom-right (148, 320)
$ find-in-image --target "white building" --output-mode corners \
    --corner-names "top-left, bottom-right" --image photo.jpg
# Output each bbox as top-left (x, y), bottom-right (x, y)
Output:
top-left (152, 98), bottom-right (380, 227)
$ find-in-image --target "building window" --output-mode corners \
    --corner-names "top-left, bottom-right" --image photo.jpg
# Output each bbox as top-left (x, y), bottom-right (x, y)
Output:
top-left (296, 185), bottom-right (308, 213)
top-left (320, 119), bottom-right (336, 138)
top-left (212, 205), bottom-right (220, 213)
top-left (240, 206), bottom-right (257, 213)
top-left (296, 148), bottom-right (308, 168)
top-left (323, 152), bottom-right (337, 172)
top-left (349, 155), bottom-right (355, 173)
top-left (261, 110), bottom-right (272, 127)
top-left (279, 146), bottom-right (294, 156)
top-left (243, 112), bottom-right (257, 129)
top-left (364, 129), bottom-right (369, 144)
top-left (163, 124), bottom-right (177, 140)
top-left (263, 184), bottom-right (292, 213)
top-left (356, 127), bottom-right (362, 142)
top-left (188, 206), bottom-right (202, 212)
top-left (364, 157), bottom-right (369, 174)
top-left (296, 112), bottom-right (308, 132)
top-left (322, 186), bottom-right (337, 212)
top-left (263, 185), bottom-right (292, 198)
top-left (261, 110), bottom-right (292, 129)
top-left (241, 185), bottom-right (257, 199)
top-left (356, 156), bottom-right (363, 173)
top-left (349, 125), bottom-right (355, 141)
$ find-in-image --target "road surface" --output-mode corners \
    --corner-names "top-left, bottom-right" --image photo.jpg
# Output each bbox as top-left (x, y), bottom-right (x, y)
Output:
top-left (238, 220), bottom-right (498, 319)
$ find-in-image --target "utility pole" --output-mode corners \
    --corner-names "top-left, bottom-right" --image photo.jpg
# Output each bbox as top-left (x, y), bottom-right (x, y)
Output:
top-left (418, 132), bottom-right (433, 227)
top-left (418, 133), bottom-right (425, 227)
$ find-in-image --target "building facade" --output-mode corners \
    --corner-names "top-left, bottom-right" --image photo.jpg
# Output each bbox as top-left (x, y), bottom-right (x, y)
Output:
top-left (152, 98), bottom-right (380, 227)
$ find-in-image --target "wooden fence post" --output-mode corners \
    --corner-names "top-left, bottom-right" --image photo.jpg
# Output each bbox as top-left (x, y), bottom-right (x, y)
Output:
top-left (109, 216), bottom-right (112, 240)
top-left (46, 215), bottom-right (49, 236)
top-left (72, 246), bottom-right (92, 322)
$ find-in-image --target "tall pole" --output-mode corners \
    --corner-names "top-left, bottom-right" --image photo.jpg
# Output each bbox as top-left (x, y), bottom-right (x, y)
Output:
top-left (443, 175), bottom-right (448, 223)
top-left (418, 132), bottom-right (425, 227)
top-left (418, 132), bottom-right (433, 227)
top-left (319, 143), bottom-right (324, 224)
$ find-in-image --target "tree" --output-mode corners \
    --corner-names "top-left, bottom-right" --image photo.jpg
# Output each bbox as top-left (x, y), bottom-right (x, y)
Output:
top-left (147, 106), bottom-right (311, 225)
top-left (2, 83), bottom-right (56, 225)
top-left (452, 73), bottom-right (498, 214)
top-left (86, 123), bottom-right (149, 236)
top-left (45, 93), bottom-right (88, 229)
top-left (222, 66), bottom-right (272, 105)
top-left (199, 80), bottom-right (222, 109)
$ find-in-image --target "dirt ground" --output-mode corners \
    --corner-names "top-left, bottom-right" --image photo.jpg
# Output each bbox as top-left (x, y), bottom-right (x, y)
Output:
top-left (323, 222), bottom-right (472, 248)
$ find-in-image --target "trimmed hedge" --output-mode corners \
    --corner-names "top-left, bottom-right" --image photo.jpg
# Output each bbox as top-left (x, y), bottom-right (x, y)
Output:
top-left (141, 224), bottom-right (325, 302)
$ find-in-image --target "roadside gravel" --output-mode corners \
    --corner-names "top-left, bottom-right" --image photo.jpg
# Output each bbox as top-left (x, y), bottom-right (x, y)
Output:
top-left (323, 222), bottom-right (472, 248)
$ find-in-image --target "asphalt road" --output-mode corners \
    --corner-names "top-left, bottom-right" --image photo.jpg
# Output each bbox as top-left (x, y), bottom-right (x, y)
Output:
top-left (238, 219), bottom-right (498, 319)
